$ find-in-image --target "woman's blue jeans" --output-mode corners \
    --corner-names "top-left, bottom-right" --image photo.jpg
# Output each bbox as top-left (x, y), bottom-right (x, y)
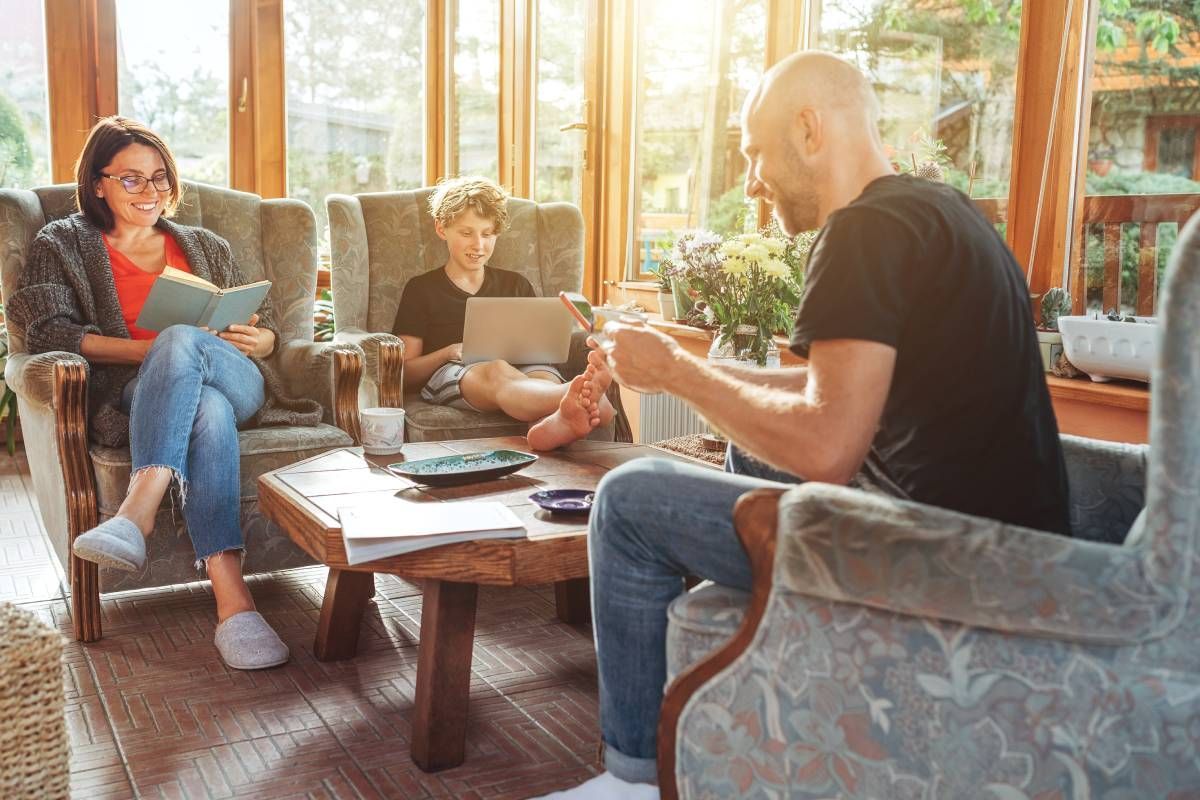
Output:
top-left (119, 325), bottom-right (265, 566)
top-left (588, 446), bottom-right (801, 784)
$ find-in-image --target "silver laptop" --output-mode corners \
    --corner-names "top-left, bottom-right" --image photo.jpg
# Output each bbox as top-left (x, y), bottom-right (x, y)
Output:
top-left (461, 297), bottom-right (574, 365)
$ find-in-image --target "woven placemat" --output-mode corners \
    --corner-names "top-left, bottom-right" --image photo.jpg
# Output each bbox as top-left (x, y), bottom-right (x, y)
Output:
top-left (652, 434), bottom-right (726, 467)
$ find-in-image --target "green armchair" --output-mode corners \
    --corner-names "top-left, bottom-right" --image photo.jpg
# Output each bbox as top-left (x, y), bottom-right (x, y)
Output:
top-left (326, 188), bottom-right (630, 443)
top-left (0, 181), bottom-right (365, 642)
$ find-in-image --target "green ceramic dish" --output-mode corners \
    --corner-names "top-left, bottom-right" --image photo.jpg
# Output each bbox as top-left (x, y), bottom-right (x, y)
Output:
top-left (387, 449), bottom-right (538, 487)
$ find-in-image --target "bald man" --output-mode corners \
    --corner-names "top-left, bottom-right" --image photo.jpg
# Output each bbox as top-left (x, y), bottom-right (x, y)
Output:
top-left (536, 53), bottom-right (1070, 799)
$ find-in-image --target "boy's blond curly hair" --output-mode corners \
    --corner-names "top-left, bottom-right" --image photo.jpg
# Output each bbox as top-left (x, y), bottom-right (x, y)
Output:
top-left (428, 176), bottom-right (510, 231)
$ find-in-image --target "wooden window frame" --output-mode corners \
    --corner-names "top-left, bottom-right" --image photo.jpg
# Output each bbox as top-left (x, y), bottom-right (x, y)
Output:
top-left (40, 0), bottom-right (1102, 318)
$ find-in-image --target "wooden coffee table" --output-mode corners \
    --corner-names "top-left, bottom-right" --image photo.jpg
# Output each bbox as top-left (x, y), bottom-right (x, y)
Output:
top-left (257, 435), bottom-right (696, 772)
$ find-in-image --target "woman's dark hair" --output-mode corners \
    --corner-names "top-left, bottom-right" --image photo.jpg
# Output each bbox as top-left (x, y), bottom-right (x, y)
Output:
top-left (74, 116), bottom-right (181, 231)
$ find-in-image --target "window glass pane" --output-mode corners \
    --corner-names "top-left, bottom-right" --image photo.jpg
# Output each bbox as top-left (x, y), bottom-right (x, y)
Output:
top-left (631, 0), bottom-right (766, 279)
top-left (1075, 3), bottom-right (1200, 316)
top-left (116, 1), bottom-right (229, 185)
top-left (533, 0), bottom-right (587, 204)
top-left (0, 1), bottom-right (51, 188)
top-left (451, 0), bottom-right (499, 179)
top-left (286, 0), bottom-right (426, 245)
top-left (816, 1), bottom-right (1021, 207)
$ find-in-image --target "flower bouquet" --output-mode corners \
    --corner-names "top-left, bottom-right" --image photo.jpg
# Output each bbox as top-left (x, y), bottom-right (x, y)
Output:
top-left (661, 227), bottom-right (810, 366)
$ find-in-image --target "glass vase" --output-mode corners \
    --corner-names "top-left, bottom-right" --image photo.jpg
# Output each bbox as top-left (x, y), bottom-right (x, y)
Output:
top-left (707, 329), bottom-right (738, 365)
top-left (731, 324), bottom-right (780, 369)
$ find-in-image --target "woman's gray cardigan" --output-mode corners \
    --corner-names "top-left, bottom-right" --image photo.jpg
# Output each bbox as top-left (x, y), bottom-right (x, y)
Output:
top-left (6, 213), bottom-right (322, 447)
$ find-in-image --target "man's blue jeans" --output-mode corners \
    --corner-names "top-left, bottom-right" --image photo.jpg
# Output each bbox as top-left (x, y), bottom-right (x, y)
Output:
top-left (120, 325), bottom-right (265, 566)
top-left (588, 446), bottom-right (800, 784)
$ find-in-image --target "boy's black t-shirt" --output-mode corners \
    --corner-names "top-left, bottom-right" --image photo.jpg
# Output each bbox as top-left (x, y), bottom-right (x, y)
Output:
top-left (792, 175), bottom-right (1071, 535)
top-left (392, 266), bottom-right (536, 353)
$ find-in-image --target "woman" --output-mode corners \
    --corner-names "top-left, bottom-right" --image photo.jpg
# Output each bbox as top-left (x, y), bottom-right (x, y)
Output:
top-left (7, 116), bottom-right (322, 669)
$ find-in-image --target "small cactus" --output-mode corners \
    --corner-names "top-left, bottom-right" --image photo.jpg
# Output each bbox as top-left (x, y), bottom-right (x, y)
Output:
top-left (1040, 287), bottom-right (1070, 331)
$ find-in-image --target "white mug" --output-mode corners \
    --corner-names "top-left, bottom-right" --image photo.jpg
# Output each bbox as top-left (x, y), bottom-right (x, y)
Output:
top-left (361, 407), bottom-right (406, 455)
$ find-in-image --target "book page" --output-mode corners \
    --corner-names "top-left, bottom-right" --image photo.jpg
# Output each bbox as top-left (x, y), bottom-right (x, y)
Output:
top-left (339, 500), bottom-right (523, 540)
top-left (162, 266), bottom-right (218, 290)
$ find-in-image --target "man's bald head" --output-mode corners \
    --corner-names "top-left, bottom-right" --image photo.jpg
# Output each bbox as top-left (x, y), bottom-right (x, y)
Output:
top-left (743, 51), bottom-right (880, 134)
top-left (740, 52), bottom-right (891, 234)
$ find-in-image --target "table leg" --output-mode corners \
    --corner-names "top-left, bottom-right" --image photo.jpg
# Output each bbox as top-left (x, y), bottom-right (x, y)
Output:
top-left (554, 577), bottom-right (591, 625)
top-left (314, 568), bottom-right (375, 661)
top-left (411, 579), bottom-right (479, 772)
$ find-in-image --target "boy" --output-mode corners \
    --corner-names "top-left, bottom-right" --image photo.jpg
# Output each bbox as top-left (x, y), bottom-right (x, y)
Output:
top-left (391, 176), bottom-right (613, 450)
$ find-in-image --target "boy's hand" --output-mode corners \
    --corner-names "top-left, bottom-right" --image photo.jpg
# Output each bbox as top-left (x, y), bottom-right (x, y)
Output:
top-left (442, 342), bottom-right (464, 363)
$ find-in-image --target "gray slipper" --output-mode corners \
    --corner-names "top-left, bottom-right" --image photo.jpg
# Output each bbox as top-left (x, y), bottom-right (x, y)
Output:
top-left (72, 517), bottom-right (146, 571)
top-left (214, 611), bottom-right (289, 670)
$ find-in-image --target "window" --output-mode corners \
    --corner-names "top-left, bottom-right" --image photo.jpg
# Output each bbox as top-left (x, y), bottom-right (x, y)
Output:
top-left (629, 0), bottom-right (767, 279)
top-left (449, 0), bottom-right (500, 179)
top-left (116, 0), bottom-right (230, 185)
top-left (0, 1), bottom-right (50, 188)
top-left (815, 0), bottom-right (1022, 209)
top-left (285, 0), bottom-right (426, 241)
top-left (1073, 1), bottom-right (1200, 316)
top-left (532, 0), bottom-right (588, 204)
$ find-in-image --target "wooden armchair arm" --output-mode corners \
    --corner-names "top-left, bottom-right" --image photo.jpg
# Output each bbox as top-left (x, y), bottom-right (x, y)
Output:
top-left (332, 328), bottom-right (405, 407)
top-left (657, 487), bottom-right (785, 798)
top-left (275, 339), bottom-right (366, 442)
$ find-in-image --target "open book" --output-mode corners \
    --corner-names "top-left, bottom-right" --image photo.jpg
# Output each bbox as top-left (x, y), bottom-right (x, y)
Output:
top-left (338, 499), bottom-right (525, 565)
top-left (135, 266), bottom-right (271, 333)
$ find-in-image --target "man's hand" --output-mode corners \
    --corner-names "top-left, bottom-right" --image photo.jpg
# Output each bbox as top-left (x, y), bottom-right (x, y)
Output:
top-left (592, 321), bottom-right (686, 394)
top-left (218, 313), bottom-right (274, 358)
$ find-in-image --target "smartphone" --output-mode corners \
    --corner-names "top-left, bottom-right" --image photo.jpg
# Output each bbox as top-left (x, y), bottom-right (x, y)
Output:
top-left (558, 292), bottom-right (647, 340)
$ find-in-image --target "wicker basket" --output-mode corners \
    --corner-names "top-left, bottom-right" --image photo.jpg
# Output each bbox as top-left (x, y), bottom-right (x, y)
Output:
top-left (0, 603), bottom-right (69, 800)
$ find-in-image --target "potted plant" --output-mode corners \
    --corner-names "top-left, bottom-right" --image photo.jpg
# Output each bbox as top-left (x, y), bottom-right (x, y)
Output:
top-left (1036, 287), bottom-right (1070, 373)
top-left (648, 264), bottom-right (674, 320)
top-left (1088, 146), bottom-right (1115, 177)
top-left (664, 228), bottom-right (805, 368)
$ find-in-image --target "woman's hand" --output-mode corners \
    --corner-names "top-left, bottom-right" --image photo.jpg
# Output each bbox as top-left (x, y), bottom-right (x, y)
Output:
top-left (218, 313), bottom-right (275, 358)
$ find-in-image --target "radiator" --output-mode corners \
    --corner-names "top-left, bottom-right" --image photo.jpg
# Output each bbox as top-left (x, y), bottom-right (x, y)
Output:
top-left (637, 392), bottom-right (709, 443)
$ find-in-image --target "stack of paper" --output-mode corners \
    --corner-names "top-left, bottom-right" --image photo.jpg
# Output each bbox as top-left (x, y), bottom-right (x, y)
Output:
top-left (339, 499), bottom-right (525, 565)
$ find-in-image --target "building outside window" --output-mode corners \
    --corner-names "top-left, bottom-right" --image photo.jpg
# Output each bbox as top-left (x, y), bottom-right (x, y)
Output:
top-left (286, 0), bottom-right (427, 249)
top-left (116, 0), bottom-right (230, 186)
top-left (629, 0), bottom-right (767, 280)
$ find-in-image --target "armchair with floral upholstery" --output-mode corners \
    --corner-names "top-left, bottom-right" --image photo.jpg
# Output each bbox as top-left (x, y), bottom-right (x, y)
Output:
top-left (0, 182), bottom-right (365, 642)
top-left (326, 188), bottom-right (630, 443)
top-left (657, 213), bottom-right (1200, 797)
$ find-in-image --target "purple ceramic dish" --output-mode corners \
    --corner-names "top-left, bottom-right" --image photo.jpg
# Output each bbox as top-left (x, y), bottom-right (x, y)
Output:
top-left (529, 489), bottom-right (595, 513)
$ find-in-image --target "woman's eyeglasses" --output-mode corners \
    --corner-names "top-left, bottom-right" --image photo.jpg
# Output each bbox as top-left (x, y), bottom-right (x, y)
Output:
top-left (100, 172), bottom-right (173, 194)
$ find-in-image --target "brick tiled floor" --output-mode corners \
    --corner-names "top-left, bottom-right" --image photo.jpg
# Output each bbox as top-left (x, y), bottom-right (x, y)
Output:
top-left (0, 449), bottom-right (601, 799)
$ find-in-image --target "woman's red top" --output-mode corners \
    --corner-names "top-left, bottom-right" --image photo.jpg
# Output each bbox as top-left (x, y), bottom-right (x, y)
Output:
top-left (105, 234), bottom-right (192, 340)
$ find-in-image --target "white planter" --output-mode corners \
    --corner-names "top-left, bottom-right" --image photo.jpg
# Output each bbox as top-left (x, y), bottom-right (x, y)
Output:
top-left (1057, 315), bottom-right (1158, 383)
top-left (1035, 330), bottom-right (1062, 373)
top-left (657, 291), bottom-right (674, 319)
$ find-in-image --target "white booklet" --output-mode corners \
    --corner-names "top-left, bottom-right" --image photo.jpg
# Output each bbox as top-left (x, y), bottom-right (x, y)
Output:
top-left (338, 499), bottom-right (525, 565)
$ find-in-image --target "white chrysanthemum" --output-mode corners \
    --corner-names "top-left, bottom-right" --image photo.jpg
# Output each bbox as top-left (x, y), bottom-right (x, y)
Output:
top-left (742, 243), bottom-right (770, 263)
top-left (762, 258), bottom-right (789, 277)
top-left (720, 239), bottom-right (746, 257)
top-left (722, 256), bottom-right (748, 275)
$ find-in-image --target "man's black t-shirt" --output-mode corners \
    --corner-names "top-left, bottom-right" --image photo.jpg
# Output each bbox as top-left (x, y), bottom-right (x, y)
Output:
top-left (392, 266), bottom-right (535, 353)
top-left (792, 175), bottom-right (1071, 535)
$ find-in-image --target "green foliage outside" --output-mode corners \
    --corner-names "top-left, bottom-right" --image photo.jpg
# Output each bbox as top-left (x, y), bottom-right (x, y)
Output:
top-left (0, 91), bottom-right (34, 189)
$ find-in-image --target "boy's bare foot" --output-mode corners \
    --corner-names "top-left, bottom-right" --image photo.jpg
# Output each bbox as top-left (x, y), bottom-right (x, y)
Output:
top-left (528, 374), bottom-right (600, 451)
top-left (586, 350), bottom-right (617, 425)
